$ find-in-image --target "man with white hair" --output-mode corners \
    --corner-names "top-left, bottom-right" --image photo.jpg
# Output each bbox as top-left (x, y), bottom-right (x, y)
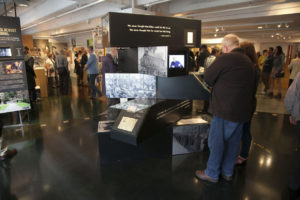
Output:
top-left (195, 34), bottom-right (257, 183)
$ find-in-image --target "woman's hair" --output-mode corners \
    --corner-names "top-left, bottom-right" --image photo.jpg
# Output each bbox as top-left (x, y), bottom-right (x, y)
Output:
top-left (275, 46), bottom-right (283, 56)
top-left (240, 41), bottom-right (259, 68)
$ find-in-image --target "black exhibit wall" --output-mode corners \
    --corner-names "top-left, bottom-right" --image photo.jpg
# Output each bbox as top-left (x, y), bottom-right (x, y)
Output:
top-left (0, 16), bottom-right (24, 60)
top-left (158, 75), bottom-right (210, 100)
top-left (118, 48), bottom-right (138, 73)
top-left (108, 12), bottom-right (201, 48)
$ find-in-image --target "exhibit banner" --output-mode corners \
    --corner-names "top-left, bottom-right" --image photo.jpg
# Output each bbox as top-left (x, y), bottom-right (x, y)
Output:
top-left (0, 16), bottom-right (30, 114)
top-left (107, 12), bottom-right (201, 48)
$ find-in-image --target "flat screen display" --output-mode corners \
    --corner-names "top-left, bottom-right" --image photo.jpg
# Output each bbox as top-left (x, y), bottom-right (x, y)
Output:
top-left (0, 47), bottom-right (12, 57)
top-left (3, 61), bottom-right (23, 74)
top-left (169, 55), bottom-right (185, 69)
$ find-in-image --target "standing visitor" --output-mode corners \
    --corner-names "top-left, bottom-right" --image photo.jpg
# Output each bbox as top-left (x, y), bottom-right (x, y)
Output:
top-left (24, 46), bottom-right (36, 103)
top-left (195, 34), bottom-right (257, 183)
top-left (258, 49), bottom-right (268, 71)
top-left (84, 46), bottom-right (101, 99)
top-left (196, 45), bottom-right (210, 71)
top-left (101, 48), bottom-right (118, 96)
top-left (288, 51), bottom-right (300, 86)
top-left (236, 41), bottom-right (260, 165)
top-left (80, 49), bottom-right (88, 86)
top-left (284, 72), bottom-right (300, 199)
top-left (268, 46), bottom-right (285, 98)
top-left (74, 51), bottom-right (82, 86)
top-left (261, 47), bottom-right (274, 94)
top-left (45, 54), bottom-right (55, 89)
top-left (55, 50), bottom-right (69, 95)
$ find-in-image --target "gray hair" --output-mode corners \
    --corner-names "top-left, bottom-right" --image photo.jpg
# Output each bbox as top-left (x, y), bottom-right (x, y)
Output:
top-left (222, 34), bottom-right (240, 48)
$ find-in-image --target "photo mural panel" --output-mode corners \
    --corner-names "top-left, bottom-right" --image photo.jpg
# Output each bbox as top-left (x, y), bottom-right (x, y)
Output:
top-left (105, 73), bottom-right (156, 98)
top-left (0, 16), bottom-right (30, 113)
top-left (138, 46), bottom-right (168, 77)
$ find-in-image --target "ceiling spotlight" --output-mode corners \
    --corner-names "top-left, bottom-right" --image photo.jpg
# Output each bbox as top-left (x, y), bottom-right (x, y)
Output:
top-left (215, 28), bottom-right (219, 32)
top-left (271, 35), bottom-right (274, 38)
top-left (283, 37), bottom-right (286, 40)
top-left (277, 24), bottom-right (281, 28)
top-left (214, 33), bottom-right (217, 37)
top-left (285, 24), bottom-right (290, 28)
top-left (257, 26), bottom-right (263, 29)
top-left (275, 33), bottom-right (280, 35)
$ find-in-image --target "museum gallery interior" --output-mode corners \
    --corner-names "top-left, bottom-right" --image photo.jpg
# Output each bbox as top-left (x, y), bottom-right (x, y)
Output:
top-left (0, 0), bottom-right (300, 199)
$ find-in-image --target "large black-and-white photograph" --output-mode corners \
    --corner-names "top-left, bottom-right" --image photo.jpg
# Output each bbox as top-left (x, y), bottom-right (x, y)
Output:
top-left (110, 99), bottom-right (156, 113)
top-left (172, 123), bottom-right (210, 155)
top-left (138, 46), bottom-right (168, 77)
top-left (105, 73), bottom-right (156, 98)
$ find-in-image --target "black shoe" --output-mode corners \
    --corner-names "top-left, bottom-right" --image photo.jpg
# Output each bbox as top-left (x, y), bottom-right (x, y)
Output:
top-left (0, 149), bottom-right (17, 161)
top-left (275, 93), bottom-right (282, 99)
top-left (221, 174), bottom-right (232, 181)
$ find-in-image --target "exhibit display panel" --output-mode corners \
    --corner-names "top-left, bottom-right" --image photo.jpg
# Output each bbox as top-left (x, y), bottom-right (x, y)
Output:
top-left (138, 46), bottom-right (168, 77)
top-left (0, 16), bottom-right (30, 114)
top-left (110, 99), bottom-right (192, 145)
top-left (107, 12), bottom-right (201, 48)
top-left (105, 73), bottom-right (156, 98)
top-left (172, 117), bottom-right (210, 155)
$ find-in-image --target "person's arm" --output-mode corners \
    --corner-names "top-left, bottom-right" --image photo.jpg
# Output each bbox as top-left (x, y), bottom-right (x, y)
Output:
top-left (45, 62), bottom-right (50, 75)
top-left (280, 54), bottom-right (285, 70)
top-left (288, 60), bottom-right (294, 70)
top-left (204, 56), bottom-right (224, 87)
top-left (284, 73), bottom-right (300, 121)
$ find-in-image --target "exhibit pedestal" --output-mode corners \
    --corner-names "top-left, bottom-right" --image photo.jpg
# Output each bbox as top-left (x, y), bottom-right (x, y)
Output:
top-left (109, 99), bottom-right (192, 145)
top-left (34, 68), bottom-right (48, 97)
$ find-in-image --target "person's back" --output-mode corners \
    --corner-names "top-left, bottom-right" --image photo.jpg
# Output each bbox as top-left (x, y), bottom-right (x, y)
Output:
top-left (86, 53), bottom-right (98, 74)
top-left (55, 54), bottom-right (68, 69)
top-left (204, 47), bottom-right (256, 123)
top-left (289, 52), bottom-right (300, 81)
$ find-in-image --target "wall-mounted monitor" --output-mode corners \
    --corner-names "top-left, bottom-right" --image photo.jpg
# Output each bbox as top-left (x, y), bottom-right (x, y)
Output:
top-left (0, 47), bottom-right (12, 57)
top-left (167, 51), bottom-right (188, 77)
top-left (169, 55), bottom-right (185, 69)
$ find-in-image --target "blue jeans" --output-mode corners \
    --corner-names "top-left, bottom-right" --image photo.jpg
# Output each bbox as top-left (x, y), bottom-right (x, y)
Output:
top-left (89, 74), bottom-right (101, 98)
top-left (205, 116), bottom-right (243, 179)
top-left (240, 120), bottom-right (252, 159)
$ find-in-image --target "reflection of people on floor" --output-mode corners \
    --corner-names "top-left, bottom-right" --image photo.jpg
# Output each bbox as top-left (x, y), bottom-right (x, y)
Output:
top-left (55, 50), bottom-right (69, 95)
top-left (0, 159), bottom-right (18, 200)
top-left (0, 121), bottom-right (17, 161)
top-left (284, 72), bottom-right (300, 199)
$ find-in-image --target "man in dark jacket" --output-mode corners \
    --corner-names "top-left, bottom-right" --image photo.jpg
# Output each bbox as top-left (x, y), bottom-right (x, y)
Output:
top-left (261, 47), bottom-right (274, 93)
top-left (195, 34), bottom-right (257, 183)
top-left (80, 49), bottom-right (88, 85)
top-left (24, 47), bottom-right (36, 103)
top-left (196, 45), bottom-right (210, 71)
top-left (101, 48), bottom-right (118, 96)
top-left (55, 50), bottom-right (69, 95)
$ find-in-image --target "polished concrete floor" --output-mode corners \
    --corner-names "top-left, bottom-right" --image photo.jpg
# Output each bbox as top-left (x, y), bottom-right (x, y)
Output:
top-left (0, 80), bottom-right (299, 200)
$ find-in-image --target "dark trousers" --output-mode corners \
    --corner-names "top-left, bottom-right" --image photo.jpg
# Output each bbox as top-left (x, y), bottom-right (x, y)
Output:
top-left (28, 89), bottom-right (36, 102)
top-left (261, 72), bottom-right (270, 92)
top-left (89, 74), bottom-right (101, 98)
top-left (290, 121), bottom-right (300, 191)
top-left (240, 120), bottom-right (252, 159)
top-left (289, 79), bottom-right (294, 87)
top-left (58, 68), bottom-right (69, 95)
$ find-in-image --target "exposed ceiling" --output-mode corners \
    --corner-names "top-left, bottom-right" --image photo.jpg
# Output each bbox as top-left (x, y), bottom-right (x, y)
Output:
top-left (0, 0), bottom-right (299, 43)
